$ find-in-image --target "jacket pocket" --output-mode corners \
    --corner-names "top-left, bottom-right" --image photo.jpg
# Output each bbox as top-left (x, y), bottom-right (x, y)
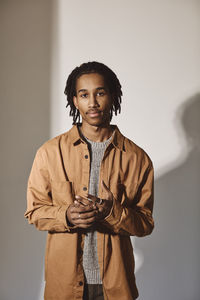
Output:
top-left (51, 180), bottom-right (74, 206)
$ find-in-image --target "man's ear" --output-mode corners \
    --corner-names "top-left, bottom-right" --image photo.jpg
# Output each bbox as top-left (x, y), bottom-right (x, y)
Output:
top-left (73, 96), bottom-right (78, 109)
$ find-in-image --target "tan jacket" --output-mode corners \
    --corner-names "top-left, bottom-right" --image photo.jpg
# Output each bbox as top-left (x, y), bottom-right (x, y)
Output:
top-left (25, 125), bottom-right (154, 300)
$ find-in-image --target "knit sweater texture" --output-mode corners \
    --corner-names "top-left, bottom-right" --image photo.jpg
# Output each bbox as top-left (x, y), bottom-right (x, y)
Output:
top-left (82, 134), bottom-right (112, 284)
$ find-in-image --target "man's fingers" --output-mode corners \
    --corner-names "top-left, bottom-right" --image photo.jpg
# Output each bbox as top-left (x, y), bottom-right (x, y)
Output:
top-left (75, 195), bottom-right (95, 206)
top-left (86, 194), bottom-right (96, 202)
top-left (76, 223), bottom-right (94, 229)
top-left (70, 204), bottom-right (96, 213)
top-left (72, 215), bottom-right (97, 227)
top-left (72, 210), bottom-right (97, 220)
top-left (74, 200), bottom-right (80, 207)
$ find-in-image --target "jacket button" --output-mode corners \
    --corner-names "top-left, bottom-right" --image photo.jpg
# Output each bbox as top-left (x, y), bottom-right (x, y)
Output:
top-left (83, 187), bottom-right (87, 191)
top-left (85, 155), bottom-right (88, 159)
top-left (79, 281), bottom-right (83, 286)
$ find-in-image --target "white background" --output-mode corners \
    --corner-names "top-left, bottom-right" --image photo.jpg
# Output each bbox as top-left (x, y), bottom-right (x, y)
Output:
top-left (1, 0), bottom-right (200, 299)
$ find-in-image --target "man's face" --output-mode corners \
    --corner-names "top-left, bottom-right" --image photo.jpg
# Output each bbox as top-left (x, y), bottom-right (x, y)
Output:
top-left (73, 73), bottom-right (113, 127)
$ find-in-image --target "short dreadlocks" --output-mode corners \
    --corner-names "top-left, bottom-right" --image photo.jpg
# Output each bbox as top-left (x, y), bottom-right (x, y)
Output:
top-left (64, 61), bottom-right (122, 124)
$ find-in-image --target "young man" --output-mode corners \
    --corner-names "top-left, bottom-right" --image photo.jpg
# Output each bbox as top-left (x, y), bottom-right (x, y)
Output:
top-left (25, 61), bottom-right (154, 300)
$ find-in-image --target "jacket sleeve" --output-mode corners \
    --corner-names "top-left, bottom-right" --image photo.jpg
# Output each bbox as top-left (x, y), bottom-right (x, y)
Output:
top-left (24, 148), bottom-right (72, 232)
top-left (102, 160), bottom-right (154, 237)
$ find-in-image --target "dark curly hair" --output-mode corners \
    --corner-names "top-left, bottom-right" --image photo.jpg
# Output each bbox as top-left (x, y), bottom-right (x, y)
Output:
top-left (64, 61), bottom-right (122, 124)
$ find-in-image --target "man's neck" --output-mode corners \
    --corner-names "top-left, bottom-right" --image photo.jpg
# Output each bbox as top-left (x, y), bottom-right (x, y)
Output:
top-left (80, 123), bottom-right (113, 142)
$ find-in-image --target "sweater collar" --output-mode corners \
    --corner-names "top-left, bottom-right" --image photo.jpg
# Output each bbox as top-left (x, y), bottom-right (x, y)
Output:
top-left (68, 124), bottom-right (125, 151)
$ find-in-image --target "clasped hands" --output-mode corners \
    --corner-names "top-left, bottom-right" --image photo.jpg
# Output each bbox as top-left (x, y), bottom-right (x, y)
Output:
top-left (66, 181), bottom-right (113, 229)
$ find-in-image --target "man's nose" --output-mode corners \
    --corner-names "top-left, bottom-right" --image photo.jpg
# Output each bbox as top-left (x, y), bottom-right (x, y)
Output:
top-left (88, 94), bottom-right (99, 107)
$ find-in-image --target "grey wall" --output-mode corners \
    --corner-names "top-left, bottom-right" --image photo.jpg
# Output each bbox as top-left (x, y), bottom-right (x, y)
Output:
top-left (51, 1), bottom-right (200, 299)
top-left (136, 95), bottom-right (200, 300)
top-left (0, 1), bottom-right (52, 299)
top-left (1, 1), bottom-right (200, 300)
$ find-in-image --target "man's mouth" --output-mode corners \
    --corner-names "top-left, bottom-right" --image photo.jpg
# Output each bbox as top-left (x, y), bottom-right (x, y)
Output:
top-left (86, 110), bottom-right (101, 117)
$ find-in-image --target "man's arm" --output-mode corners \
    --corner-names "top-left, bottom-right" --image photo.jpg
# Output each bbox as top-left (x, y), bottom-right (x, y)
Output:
top-left (86, 161), bottom-right (154, 237)
top-left (102, 162), bottom-right (154, 237)
top-left (25, 148), bottom-right (71, 232)
top-left (25, 148), bottom-right (97, 232)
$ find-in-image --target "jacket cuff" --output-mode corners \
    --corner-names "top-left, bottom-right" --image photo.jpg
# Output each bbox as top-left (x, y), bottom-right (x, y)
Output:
top-left (57, 205), bottom-right (75, 232)
top-left (104, 196), bottom-right (123, 226)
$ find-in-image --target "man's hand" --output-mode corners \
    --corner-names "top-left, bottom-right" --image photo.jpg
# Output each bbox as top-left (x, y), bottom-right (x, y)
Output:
top-left (87, 181), bottom-right (113, 220)
top-left (74, 181), bottom-right (113, 221)
top-left (66, 197), bottom-right (98, 229)
top-left (66, 181), bottom-right (113, 228)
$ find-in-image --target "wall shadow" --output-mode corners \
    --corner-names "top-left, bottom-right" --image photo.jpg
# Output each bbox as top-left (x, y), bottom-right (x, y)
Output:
top-left (135, 94), bottom-right (200, 300)
top-left (0, 1), bottom-right (52, 299)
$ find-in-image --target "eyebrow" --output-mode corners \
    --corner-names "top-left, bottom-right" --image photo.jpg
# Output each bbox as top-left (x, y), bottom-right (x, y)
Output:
top-left (77, 87), bottom-right (106, 94)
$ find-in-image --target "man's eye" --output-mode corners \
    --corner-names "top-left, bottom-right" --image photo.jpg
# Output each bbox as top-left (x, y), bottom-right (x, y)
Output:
top-left (80, 93), bottom-right (88, 98)
top-left (97, 92), bottom-right (105, 96)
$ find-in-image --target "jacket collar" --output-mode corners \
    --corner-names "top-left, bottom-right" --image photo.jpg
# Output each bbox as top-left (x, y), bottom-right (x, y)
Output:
top-left (68, 124), bottom-right (125, 151)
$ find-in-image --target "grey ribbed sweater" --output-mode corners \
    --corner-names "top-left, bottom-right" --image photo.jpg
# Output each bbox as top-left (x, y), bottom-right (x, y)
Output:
top-left (82, 135), bottom-right (112, 284)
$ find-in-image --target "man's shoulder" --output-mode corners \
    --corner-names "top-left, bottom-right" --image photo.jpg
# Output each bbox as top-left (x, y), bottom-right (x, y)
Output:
top-left (123, 134), bottom-right (144, 153)
top-left (121, 132), bottom-right (153, 166)
top-left (37, 128), bottom-right (73, 154)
